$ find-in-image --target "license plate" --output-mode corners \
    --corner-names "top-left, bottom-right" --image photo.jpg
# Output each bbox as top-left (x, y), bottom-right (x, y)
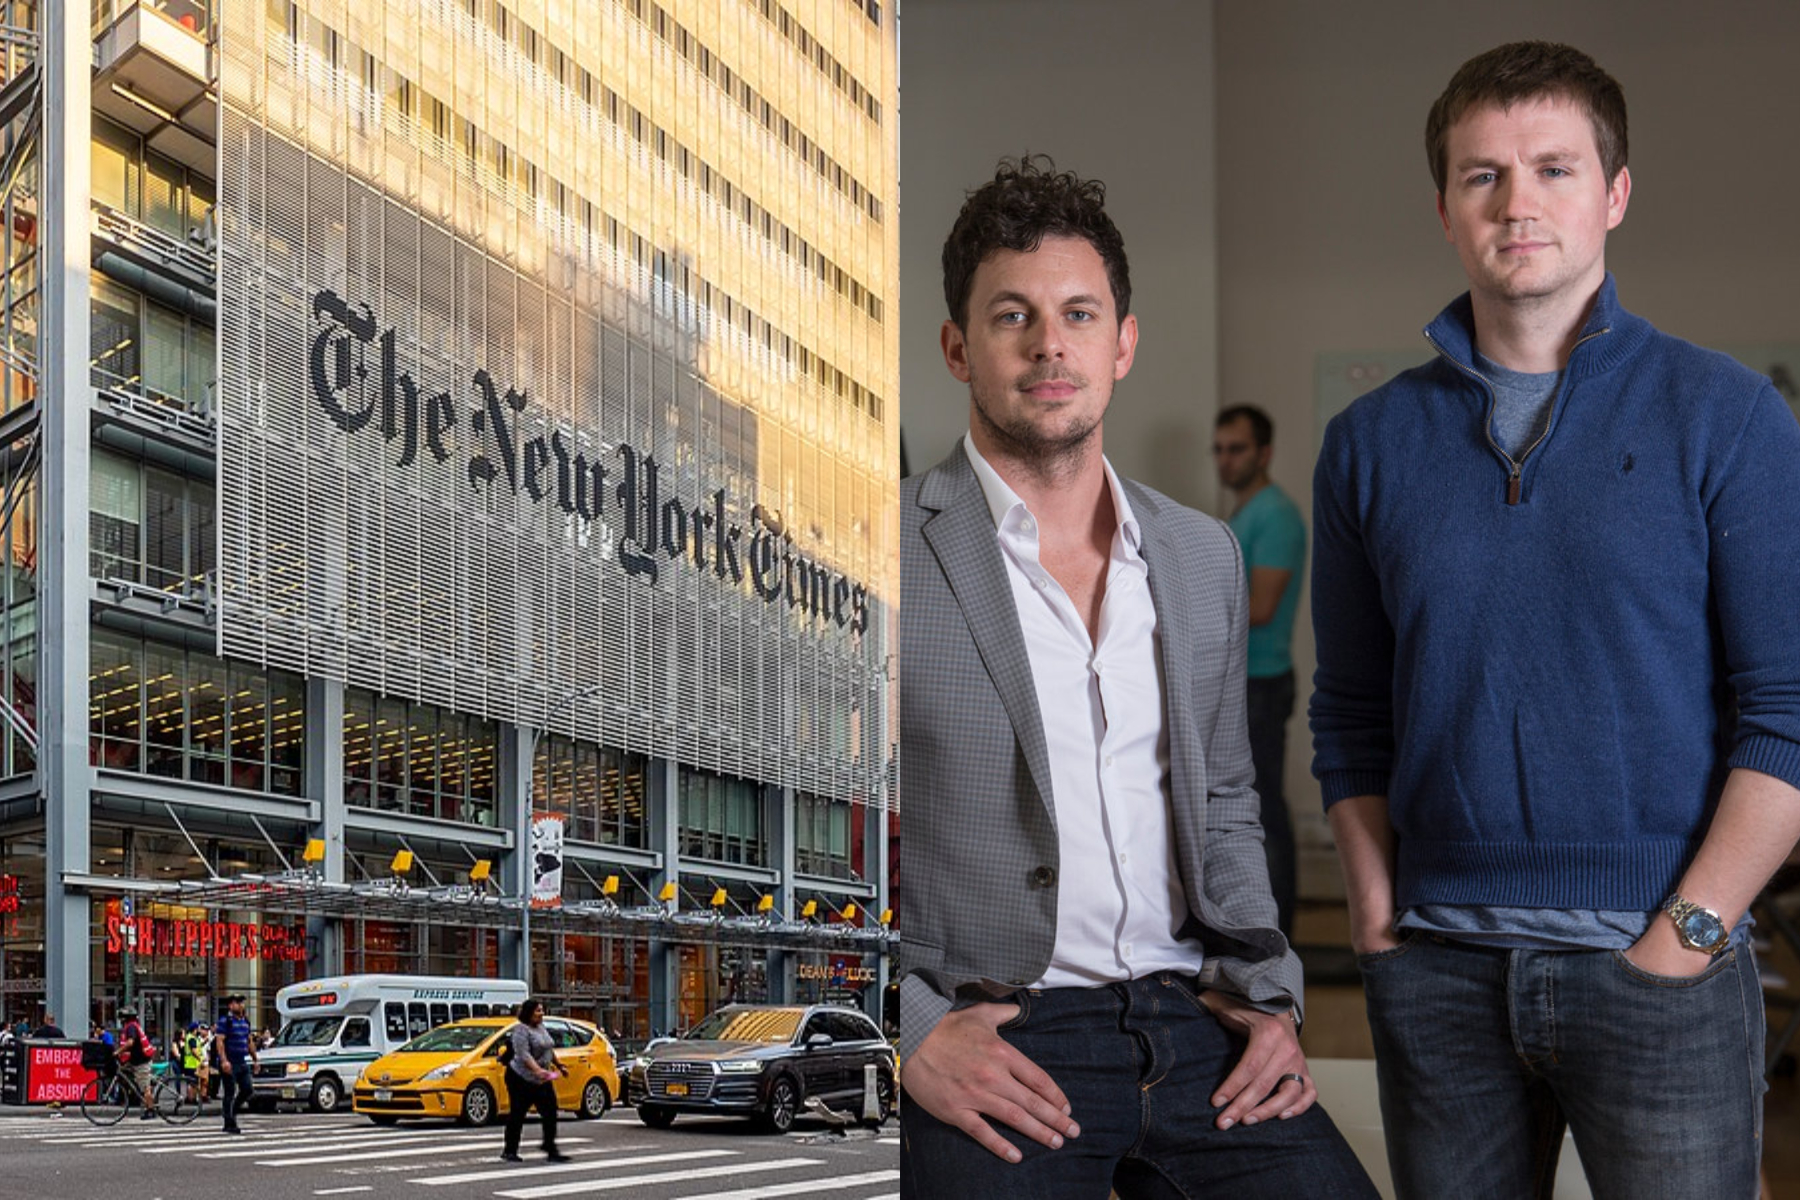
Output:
top-left (281, 1086), bottom-right (296, 1099)
top-left (665, 1082), bottom-right (688, 1097)
top-left (374, 1088), bottom-right (393, 1102)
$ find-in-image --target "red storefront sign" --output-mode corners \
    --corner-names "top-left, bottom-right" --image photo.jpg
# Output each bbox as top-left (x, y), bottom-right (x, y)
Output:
top-left (103, 913), bottom-right (306, 962)
top-left (24, 1045), bottom-right (96, 1104)
top-left (0, 873), bottom-right (19, 914)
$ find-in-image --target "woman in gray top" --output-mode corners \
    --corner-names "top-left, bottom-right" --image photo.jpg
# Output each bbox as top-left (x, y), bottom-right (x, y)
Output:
top-left (500, 998), bottom-right (569, 1163)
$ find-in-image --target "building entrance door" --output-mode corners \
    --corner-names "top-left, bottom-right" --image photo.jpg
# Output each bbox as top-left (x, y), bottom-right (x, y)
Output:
top-left (136, 989), bottom-right (200, 1061)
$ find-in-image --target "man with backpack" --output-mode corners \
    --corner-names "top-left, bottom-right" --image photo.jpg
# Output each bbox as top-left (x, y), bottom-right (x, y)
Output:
top-left (214, 995), bottom-right (257, 1133)
top-left (116, 1006), bottom-right (155, 1119)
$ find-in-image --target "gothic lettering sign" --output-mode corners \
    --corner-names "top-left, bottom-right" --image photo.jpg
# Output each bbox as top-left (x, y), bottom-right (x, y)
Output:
top-left (307, 292), bottom-right (870, 631)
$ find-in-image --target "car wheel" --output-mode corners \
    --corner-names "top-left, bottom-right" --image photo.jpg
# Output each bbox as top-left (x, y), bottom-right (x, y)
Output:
top-left (366, 1115), bottom-right (399, 1126)
top-left (309, 1074), bottom-right (344, 1114)
top-left (757, 1075), bottom-right (800, 1134)
top-left (636, 1103), bottom-right (676, 1129)
top-left (577, 1077), bottom-right (611, 1120)
top-left (461, 1081), bottom-right (498, 1127)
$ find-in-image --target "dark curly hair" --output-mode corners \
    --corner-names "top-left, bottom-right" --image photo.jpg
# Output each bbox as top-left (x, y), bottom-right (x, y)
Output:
top-left (1426, 41), bottom-right (1628, 196)
top-left (941, 155), bottom-right (1131, 330)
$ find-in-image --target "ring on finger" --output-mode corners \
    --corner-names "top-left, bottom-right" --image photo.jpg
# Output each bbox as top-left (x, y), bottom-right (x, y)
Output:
top-left (1277, 1072), bottom-right (1305, 1088)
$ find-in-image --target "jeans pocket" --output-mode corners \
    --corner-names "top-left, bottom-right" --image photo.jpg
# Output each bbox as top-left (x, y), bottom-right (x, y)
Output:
top-left (1356, 929), bottom-right (1422, 969)
top-left (995, 990), bottom-right (1033, 1032)
top-left (1609, 944), bottom-right (1737, 988)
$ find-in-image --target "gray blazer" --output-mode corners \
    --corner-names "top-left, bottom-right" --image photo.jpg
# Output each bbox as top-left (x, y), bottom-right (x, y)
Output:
top-left (897, 443), bottom-right (1302, 1061)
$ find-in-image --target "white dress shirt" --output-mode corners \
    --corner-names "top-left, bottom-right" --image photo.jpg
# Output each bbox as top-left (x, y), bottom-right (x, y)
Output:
top-left (964, 435), bottom-right (1201, 987)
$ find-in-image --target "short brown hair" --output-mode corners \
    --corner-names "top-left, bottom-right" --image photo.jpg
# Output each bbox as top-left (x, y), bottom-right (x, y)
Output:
top-left (942, 155), bottom-right (1130, 330)
top-left (1426, 41), bottom-right (1627, 195)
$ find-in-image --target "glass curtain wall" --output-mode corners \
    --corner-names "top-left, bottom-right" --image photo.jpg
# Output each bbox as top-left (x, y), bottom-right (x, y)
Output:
top-left (89, 631), bottom-right (305, 792)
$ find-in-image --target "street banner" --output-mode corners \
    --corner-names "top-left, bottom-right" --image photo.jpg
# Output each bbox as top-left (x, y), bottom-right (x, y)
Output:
top-left (531, 816), bottom-right (565, 910)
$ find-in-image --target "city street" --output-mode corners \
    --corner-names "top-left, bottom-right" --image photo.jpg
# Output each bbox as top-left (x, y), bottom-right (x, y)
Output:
top-left (0, 1105), bottom-right (899, 1200)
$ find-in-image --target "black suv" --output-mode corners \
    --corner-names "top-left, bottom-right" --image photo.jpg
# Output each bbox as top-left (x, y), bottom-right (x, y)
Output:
top-left (626, 1003), bottom-right (896, 1133)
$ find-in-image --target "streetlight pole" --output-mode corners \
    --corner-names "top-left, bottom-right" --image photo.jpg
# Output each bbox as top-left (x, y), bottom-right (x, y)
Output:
top-left (517, 683), bottom-right (609, 988)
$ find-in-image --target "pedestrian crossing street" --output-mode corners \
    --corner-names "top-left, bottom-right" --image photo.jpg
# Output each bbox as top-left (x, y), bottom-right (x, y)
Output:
top-left (0, 1110), bottom-right (900, 1199)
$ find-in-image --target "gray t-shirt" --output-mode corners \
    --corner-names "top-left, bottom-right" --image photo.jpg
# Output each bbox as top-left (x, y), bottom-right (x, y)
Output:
top-left (507, 1022), bottom-right (556, 1082)
top-left (1473, 348), bottom-right (1562, 459)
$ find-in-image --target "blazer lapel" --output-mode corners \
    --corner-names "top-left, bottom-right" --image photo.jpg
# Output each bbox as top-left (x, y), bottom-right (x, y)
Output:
top-left (1132, 492), bottom-right (1208, 893)
top-left (918, 449), bottom-right (1058, 833)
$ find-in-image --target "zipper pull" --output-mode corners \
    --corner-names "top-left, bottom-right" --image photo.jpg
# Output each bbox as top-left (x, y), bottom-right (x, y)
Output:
top-left (1507, 467), bottom-right (1521, 506)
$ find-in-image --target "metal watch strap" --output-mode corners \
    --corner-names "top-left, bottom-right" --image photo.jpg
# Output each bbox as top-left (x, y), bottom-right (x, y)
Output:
top-left (1661, 893), bottom-right (1729, 956)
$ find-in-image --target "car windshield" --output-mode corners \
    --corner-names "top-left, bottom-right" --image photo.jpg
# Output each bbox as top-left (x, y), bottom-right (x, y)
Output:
top-left (274, 1017), bottom-right (342, 1047)
top-left (397, 1025), bottom-right (497, 1053)
top-left (686, 1009), bottom-right (801, 1044)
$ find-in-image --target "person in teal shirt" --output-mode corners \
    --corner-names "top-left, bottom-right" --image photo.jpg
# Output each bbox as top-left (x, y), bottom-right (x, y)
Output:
top-left (1215, 405), bottom-right (1306, 938)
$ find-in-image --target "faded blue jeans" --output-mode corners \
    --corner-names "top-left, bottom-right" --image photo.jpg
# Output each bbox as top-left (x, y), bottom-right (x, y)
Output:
top-left (1361, 932), bottom-right (1767, 1200)
top-left (900, 972), bottom-right (1377, 1199)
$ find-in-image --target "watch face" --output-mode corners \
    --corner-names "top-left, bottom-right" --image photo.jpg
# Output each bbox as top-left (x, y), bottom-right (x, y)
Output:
top-left (1678, 910), bottom-right (1726, 950)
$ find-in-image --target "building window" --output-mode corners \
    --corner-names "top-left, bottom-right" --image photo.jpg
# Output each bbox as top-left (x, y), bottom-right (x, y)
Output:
top-left (343, 688), bottom-right (499, 825)
top-left (89, 630), bottom-right (305, 794)
top-left (795, 792), bottom-right (857, 880)
top-left (678, 766), bottom-right (765, 866)
top-left (91, 116), bottom-right (215, 239)
top-left (89, 449), bottom-right (216, 594)
top-left (532, 735), bottom-right (648, 848)
top-left (89, 277), bottom-right (216, 416)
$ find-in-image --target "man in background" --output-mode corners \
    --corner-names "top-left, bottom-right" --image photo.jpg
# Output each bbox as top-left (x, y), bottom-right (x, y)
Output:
top-left (1215, 405), bottom-right (1305, 939)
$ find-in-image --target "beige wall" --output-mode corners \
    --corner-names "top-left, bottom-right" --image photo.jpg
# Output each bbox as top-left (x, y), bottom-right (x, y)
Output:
top-left (898, 0), bottom-right (1218, 507)
top-left (1216, 1), bottom-right (1800, 859)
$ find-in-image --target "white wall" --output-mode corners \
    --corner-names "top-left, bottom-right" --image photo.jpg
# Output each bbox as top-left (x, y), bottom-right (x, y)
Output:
top-left (898, 0), bottom-right (1218, 507)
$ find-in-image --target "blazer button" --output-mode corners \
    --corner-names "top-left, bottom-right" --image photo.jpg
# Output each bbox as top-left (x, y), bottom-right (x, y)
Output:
top-left (1031, 866), bottom-right (1056, 887)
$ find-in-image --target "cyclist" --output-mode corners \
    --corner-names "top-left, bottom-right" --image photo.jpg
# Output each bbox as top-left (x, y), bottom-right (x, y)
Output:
top-left (115, 1007), bottom-right (156, 1119)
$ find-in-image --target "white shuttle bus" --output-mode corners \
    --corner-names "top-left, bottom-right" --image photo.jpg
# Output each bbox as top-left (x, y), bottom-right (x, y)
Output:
top-left (254, 974), bottom-right (528, 1112)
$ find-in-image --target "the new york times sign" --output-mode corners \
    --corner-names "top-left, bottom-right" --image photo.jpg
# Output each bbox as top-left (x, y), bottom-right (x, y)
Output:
top-left (309, 289), bottom-right (870, 634)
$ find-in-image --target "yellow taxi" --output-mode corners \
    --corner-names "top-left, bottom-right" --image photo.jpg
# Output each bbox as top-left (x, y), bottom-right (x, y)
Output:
top-left (351, 1016), bottom-right (618, 1126)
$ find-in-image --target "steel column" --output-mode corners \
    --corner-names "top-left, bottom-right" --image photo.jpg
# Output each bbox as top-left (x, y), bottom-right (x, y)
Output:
top-left (41, 0), bottom-right (95, 1030)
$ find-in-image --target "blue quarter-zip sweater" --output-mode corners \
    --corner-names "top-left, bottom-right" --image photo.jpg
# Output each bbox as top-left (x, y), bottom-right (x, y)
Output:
top-left (1310, 276), bottom-right (1800, 912)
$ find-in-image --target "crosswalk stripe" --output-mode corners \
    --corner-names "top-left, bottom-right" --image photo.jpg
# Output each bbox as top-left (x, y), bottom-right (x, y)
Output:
top-left (254, 1136), bottom-right (590, 1168)
top-left (206, 1130), bottom-right (574, 1158)
top-left (673, 1169), bottom-right (902, 1200)
top-left (195, 1129), bottom-right (493, 1154)
top-left (141, 1132), bottom-right (383, 1153)
top-left (47, 1129), bottom-right (320, 1148)
top-left (412, 1148), bottom-right (735, 1186)
top-left (494, 1157), bottom-right (826, 1200)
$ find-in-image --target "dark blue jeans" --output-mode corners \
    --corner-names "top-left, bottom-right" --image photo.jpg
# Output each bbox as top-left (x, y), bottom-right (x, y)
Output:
top-left (220, 1059), bottom-right (253, 1130)
top-left (1245, 671), bottom-right (1297, 940)
top-left (1362, 932), bottom-right (1767, 1200)
top-left (900, 973), bottom-right (1376, 1199)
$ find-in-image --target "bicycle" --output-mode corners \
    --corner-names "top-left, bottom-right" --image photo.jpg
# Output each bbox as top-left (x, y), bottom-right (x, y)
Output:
top-left (79, 1057), bottom-right (202, 1127)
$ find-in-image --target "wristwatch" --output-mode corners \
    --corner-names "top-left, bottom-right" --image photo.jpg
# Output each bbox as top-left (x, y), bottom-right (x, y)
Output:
top-left (1661, 893), bottom-right (1729, 956)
